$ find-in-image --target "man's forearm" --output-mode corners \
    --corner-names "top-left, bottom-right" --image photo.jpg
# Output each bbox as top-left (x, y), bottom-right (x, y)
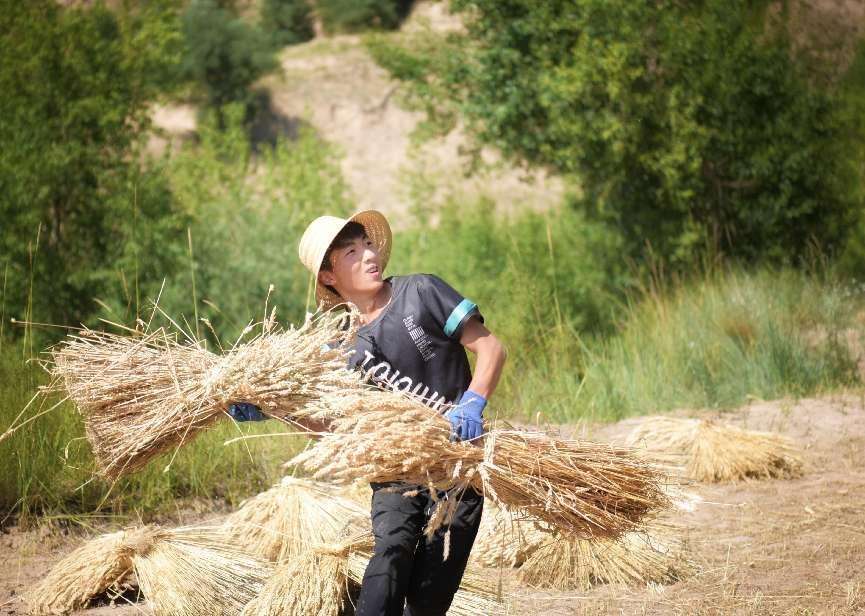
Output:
top-left (467, 335), bottom-right (507, 399)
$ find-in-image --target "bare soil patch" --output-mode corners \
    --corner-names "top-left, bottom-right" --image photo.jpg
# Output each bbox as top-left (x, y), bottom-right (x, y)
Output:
top-left (2, 394), bottom-right (863, 615)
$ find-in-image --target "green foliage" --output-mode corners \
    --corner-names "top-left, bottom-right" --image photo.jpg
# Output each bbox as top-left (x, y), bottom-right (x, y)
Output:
top-left (180, 0), bottom-right (277, 115)
top-left (260, 0), bottom-right (315, 47)
top-left (155, 104), bottom-right (352, 342)
top-left (570, 268), bottom-right (862, 422)
top-left (391, 201), bottom-right (861, 422)
top-left (318, 0), bottom-right (411, 34)
top-left (392, 200), bottom-right (628, 342)
top-left (378, 0), bottom-right (865, 266)
top-left (364, 31), bottom-right (464, 140)
top-left (0, 0), bottom-right (187, 333)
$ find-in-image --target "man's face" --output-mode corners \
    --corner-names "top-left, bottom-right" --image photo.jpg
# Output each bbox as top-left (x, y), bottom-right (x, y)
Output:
top-left (319, 235), bottom-right (384, 299)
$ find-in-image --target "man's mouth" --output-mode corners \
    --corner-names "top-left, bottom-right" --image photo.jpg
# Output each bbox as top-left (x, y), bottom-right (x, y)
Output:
top-left (366, 265), bottom-right (380, 274)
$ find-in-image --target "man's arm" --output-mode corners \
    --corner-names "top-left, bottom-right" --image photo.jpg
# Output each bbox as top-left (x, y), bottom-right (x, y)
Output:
top-left (460, 317), bottom-right (507, 399)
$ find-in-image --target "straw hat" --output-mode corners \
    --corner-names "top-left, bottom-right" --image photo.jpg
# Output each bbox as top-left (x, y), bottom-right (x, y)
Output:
top-left (298, 210), bottom-right (392, 310)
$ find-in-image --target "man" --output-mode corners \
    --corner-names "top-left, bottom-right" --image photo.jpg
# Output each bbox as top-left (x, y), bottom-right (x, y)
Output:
top-left (233, 210), bottom-right (507, 615)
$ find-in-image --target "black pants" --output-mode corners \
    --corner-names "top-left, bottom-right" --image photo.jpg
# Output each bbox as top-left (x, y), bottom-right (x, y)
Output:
top-left (354, 482), bottom-right (484, 616)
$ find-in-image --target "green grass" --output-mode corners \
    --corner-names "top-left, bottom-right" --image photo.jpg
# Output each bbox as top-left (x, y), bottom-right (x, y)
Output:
top-left (508, 267), bottom-right (863, 423)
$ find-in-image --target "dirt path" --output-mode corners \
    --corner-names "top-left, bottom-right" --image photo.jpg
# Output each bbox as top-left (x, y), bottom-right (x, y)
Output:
top-left (2, 394), bottom-right (863, 615)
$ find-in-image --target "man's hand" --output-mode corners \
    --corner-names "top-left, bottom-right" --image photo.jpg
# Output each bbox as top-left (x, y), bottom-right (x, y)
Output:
top-left (447, 390), bottom-right (486, 442)
top-left (227, 402), bottom-right (267, 422)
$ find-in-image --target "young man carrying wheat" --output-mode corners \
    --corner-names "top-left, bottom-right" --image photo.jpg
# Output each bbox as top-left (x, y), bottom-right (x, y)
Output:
top-left (233, 210), bottom-right (507, 615)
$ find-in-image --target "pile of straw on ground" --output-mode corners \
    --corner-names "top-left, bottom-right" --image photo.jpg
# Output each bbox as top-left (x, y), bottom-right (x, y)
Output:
top-left (131, 525), bottom-right (272, 616)
top-left (26, 527), bottom-right (151, 615)
top-left (626, 416), bottom-right (802, 482)
top-left (518, 525), bottom-right (690, 590)
top-left (29, 525), bottom-right (271, 616)
top-left (223, 476), bottom-right (367, 562)
top-left (241, 551), bottom-right (348, 616)
top-left (48, 310), bottom-right (670, 539)
top-left (469, 503), bottom-right (549, 568)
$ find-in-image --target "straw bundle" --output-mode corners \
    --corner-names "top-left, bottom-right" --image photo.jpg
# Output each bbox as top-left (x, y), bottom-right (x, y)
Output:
top-left (131, 526), bottom-right (272, 616)
top-left (223, 476), bottom-right (367, 563)
top-left (26, 526), bottom-right (152, 615)
top-left (241, 551), bottom-right (348, 616)
top-left (626, 416), bottom-right (802, 482)
top-left (49, 311), bottom-right (669, 539)
top-left (47, 311), bottom-right (355, 479)
top-left (518, 526), bottom-right (689, 590)
top-left (290, 392), bottom-right (669, 540)
top-left (469, 503), bottom-right (549, 568)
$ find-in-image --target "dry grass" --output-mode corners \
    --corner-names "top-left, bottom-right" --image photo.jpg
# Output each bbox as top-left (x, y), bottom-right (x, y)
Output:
top-left (626, 416), bottom-right (803, 482)
top-left (25, 526), bottom-right (152, 615)
top-left (223, 476), bottom-right (367, 562)
top-left (241, 550), bottom-right (348, 616)
top-left (130, 525), bottom-right (272, 616)
top-left (518, 525), bottom-right (690, 591)
top-left (48, 309), bottom-right (669, 538)
top-left (45, 311), bottom-right (355, 479)
top-left (291, 393), bottom-right (671, 540)
top-left (27, 524), bottom-right (271, 616)
top-left (470, 503), bottom-right (549, 568)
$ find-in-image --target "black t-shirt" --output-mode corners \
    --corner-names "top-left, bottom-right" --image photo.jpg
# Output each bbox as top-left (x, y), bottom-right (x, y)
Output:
top-left (347, 274), bottom-right (483, 412)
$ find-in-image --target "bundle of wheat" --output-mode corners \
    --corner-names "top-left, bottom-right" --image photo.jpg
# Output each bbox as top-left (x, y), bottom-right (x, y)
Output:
top-left (130, 526), bottom-right (272, 616)
top-left (241, 550), bottom-right (348, 616)
top-left (469, 503), bottom-right (549, 568)
top-left (26, 527), bottom-right (153, 615)
top-left (223, 476), bottom-right (367, 562)
top-left (518, 526), bottom-right (690, 590)
top-left (48, 310), bottom-right (669, 539)
top-left (290, 395), bottom-right (670, 540)
top-left (626, 416), bottom-right (802, 482)
top-left (46, 310), bottom-right (355, 479)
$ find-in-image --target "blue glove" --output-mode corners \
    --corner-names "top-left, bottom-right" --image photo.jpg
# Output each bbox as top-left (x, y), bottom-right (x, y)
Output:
top-left (447, 390), bottom-right (486, 442)
top-left (227, 402), bottom-right (267, 422)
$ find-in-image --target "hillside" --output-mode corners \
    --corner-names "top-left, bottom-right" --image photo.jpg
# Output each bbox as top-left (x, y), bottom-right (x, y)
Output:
top-left (150, 1), bottom-right (565, 226)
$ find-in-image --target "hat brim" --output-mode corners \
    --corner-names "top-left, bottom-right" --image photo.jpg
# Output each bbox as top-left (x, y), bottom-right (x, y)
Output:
top-left (314, 210), bottom-right (393, 310)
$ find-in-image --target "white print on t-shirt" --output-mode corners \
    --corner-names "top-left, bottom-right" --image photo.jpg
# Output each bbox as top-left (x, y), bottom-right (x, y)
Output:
top-left (358, 350), bottom-right (449, 411)
top-left (402, 314), bottom-right (436, 362)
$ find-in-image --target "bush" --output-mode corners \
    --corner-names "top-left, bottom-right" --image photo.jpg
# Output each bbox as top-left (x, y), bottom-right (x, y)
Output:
top-left (378, 0), bottom-right (865, 267)
top-left (317, 0), bottom-right (412, 33)
top-left (0, 0), bottom-right (187, 334)
top-left (260, 0), bottom-right (315, 47)
top-left (181, 0), bottom-right (277, 118)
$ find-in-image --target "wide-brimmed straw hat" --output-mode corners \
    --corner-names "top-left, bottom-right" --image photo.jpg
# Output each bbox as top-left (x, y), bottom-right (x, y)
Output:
top-left (298, 210), bottom-right (392, 310)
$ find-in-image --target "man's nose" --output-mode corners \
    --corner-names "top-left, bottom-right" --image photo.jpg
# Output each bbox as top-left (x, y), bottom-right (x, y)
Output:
top-left (362, 246), bottom-right (380, 261)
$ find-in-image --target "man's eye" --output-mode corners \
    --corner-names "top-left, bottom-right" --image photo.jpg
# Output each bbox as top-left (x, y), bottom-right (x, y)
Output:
top-left (346, 249), bottom-right (355, 255)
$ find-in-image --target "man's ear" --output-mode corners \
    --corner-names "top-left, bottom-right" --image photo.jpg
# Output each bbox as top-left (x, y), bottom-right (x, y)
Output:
top-left (319, 270), bottom-right (336, 286)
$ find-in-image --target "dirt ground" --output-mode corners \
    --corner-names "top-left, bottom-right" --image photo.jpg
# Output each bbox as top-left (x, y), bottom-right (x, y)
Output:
top-left (2, 394), bottom-right (863, 615)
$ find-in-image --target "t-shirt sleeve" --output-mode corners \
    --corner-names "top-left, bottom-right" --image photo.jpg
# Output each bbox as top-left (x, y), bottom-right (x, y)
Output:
top-left (417, 274), bottom-right (484, 340)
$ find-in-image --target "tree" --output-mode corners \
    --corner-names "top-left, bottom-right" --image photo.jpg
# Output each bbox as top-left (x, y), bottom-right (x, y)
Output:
top-left (260, 0), bottom-right (314, 47)
top-left (0, 1), bottom-right (185, 332)
top-left (180, 0), bottom-right (277, 123)
top-left (384, 0), bottom-right (865, 265)
top-left (317, 0), bottom-right (413, 34)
